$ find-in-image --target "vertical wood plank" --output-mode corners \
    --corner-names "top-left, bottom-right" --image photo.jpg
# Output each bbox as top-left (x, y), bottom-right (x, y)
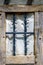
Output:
top-left (0, 28), bottom-right (3, 65)
top-left (39, 12), bottom-right (43, 65)
top-left (35, 12), bottom-right (43, 65)
top-left (0, 12), bottom-right (6, 65)
top-left (0, 13), bottom-right (3, 65)
top-left (35, 12), bottom-right (41, 65)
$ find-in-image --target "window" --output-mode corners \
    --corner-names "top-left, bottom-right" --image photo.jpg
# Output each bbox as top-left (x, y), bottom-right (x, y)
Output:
top-left (6, 13), bottom-right (34, 56)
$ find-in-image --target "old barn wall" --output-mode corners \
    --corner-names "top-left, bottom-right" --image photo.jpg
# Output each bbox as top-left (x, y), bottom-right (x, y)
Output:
top-left (0, 5), bottom-right (43, 65)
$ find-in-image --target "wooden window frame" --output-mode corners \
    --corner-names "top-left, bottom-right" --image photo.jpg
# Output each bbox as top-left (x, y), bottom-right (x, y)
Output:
top-left (0, 5), bottom-right (43, 65)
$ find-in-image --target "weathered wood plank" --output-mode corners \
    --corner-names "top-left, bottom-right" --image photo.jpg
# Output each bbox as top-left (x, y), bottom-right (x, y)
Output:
top-left (35, 12), bottom-right (41, 65)
top-left (0, 28), bottom-right (3, 65)
top-left (35, 12), bottom-right (43, 65)
top-left (6, 55), bottom-right (35, 64)
top-left (0, 14), bottom-right (3, 65)
top-left (0, 9), bottom-right (43, 65)
top-left (0, 5), bottom-right (43, 12)
top-left (38, 12), bottom-right (43, 65)
top-left (1, 12), bottom-right (6, 65)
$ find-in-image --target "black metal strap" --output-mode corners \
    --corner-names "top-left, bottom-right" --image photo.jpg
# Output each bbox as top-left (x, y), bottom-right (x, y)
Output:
top-left (6, 32), bottom-right (34, 34)
top-left (13, 14), bottom-right (15, 56)
top-left (24, 14), bottom-right (27, 55)
top-left (6, 13), bottom-right (34, 56)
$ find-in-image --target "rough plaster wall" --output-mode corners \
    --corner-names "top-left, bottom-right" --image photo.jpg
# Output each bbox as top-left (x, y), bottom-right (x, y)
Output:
top-left (0, 0), bottom-right (4, 5)
top-left (10, 0), bottom-right (41, 5)
top-left (6, 14), bottom-right (13, 56)
top-left (32, 0), bottom-right (41, 4)
top-left (26, 13), bottom-right (34, 55)
top-left (10, 0), bottom-right (27, 5)
top-left (7, 0), bottom-right (43, 5)
top-left (15, 15), bottom-right (24, 55)
top-left (6, 0), bottom-right (43, 5)
top-left (0, 0), bottom-right (43, 5)
top-left (6, 13), bottom-right (34, 56)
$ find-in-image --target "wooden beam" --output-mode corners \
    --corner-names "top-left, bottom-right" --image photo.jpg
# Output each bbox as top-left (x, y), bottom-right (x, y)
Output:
top-left (1, 12), bottom-right (6, 65)
top-left (35, 12), bottom-right (43, 65)
top-left (6, 55), bottom-right (35, 64)
top-left (38, 12), bottom-right (43, 65)
top-left (0, 5), bottom-right (43, 12)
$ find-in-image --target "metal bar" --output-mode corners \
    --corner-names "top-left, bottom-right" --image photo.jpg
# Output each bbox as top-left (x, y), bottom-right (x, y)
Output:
top-left (13, 14), bottom-right (15, 56)
top-left (6, 32), bottom-right (34, 34)
top-left (24, 14), bottom-right (27, 55)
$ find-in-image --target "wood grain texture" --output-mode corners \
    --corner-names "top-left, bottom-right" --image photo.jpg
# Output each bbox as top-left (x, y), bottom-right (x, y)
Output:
top-left (35, 12), bottom-right (43, 65)
top-left (0, 12), bottom-right (6, 65)
top-left (0, 5), bottom-right (43, 12)
top-left (0, 13), bottom-right (3, 65)
top-left (35, 12), bottom-right (41, 65)
top-left (6, 55), bottom-right (35, 64)
top-left (38, 12), bottom-right (43, 65)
